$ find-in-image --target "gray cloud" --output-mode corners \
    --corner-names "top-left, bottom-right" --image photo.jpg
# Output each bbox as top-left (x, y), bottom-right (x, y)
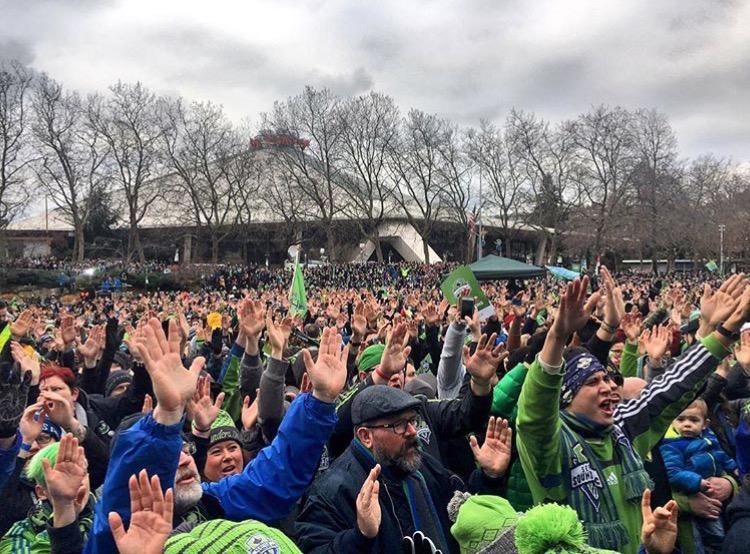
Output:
top-left (0, 0), bottom-right (747, 161)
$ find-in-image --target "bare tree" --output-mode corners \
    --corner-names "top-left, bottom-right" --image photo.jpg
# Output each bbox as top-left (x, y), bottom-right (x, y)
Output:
top-left (566, 105), bottom-right (638, 257)
top-left (338, 92), bottom-right (399, 261)
top-left (388, 109), bottom-right (448, 263)
top-left (260, 154), bottom-right (306, 250)
top-left (31, 75), bottom-right (108, 261)
top-left (264, 86), bottom-right (346, 261)
top-left (466, 119), bottom-right (530, 258)
top-left (90, 81), bottom-right (165, 263)
top-left (438, 124), bottom-right (474, 262)
top-left (506, 109), bottom-right (576, 263)
top-left (629, 109), bottom-right (682, 272)
top-left (0, 60), bottom-right (33, 235)
top-left (163, 99), bottom-right (249, 263)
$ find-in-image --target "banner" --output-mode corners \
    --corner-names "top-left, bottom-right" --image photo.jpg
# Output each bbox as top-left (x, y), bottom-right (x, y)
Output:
top-left (705, 260), bottom-right (718, 273)
top-left (440, 265), bottom-right (494, 320)
top-left (289, 256), bottom-right (308, 317)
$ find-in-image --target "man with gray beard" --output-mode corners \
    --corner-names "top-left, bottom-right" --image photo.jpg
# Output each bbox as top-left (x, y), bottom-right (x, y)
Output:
top-left (296, 385), bottom-right (512, 553)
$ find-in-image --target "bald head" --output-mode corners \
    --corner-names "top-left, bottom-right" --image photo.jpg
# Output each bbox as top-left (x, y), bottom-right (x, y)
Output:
top-left (622, 377), bottom-right (647, 401)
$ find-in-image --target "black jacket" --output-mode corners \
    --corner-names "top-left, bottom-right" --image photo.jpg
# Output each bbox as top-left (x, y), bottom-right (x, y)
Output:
top-left (330, 374), bottom-right (492, 464)
top-left (296, 439), bottom-right (503, 553)
top-left (724, 481), bottom-right (750, 554)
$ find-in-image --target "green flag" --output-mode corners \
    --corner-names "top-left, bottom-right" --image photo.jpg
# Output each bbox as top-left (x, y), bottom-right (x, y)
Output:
top-left (440, 265), bottom-right (493, 320)
top-left (289, 257), bottom-right (308, 317)
top-left (705, 260), bottom-right (718, 272)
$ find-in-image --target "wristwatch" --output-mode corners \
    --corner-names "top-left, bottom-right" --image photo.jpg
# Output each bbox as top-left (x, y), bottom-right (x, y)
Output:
top-left (716, 323), bottom-right (740, 341)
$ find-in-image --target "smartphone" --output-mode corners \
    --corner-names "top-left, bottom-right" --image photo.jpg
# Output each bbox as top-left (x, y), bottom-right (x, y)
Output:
top-left (460, 297), bottom-right (475, 320)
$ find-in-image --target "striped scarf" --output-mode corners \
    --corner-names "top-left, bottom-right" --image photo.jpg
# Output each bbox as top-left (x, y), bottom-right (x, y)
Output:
top-left (559, 411), bottom-right (652, 551)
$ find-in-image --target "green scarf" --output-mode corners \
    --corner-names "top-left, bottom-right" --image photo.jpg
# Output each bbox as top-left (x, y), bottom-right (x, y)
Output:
top-left (559, 411), bottom-right (652, 551)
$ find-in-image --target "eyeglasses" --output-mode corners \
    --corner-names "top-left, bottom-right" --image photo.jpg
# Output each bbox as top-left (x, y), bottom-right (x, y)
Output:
top-left (366, 416), bottom-right (421, 436)
top-left (37, 433), bottom-right (54, 446)
top-left (182, 441), bottom-right (197, 455)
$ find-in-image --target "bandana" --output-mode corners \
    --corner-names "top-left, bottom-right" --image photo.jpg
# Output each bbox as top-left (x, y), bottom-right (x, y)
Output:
top-left (561, 352), bottom-right (604, 408)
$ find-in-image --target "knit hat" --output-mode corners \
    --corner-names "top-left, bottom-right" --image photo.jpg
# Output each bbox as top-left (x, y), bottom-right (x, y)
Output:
top-left (357, 343), bottom-right (385, 373)
top-left (164, 519), bottom-right (301, 553)
top-left (560, 350), bottom-right (604, 408)
top-left (207, 409), bottom-right (242, 449)
top-left (448, 492), bottom-right (519, 553)
top-left (404, 373), bottom-right (438, 399)
top-left (448, 491), bottom-right (618, 554)
top-left (41, 419), bottom-right (63, 442)
top-left (104, 370), bottom-right (133, 397)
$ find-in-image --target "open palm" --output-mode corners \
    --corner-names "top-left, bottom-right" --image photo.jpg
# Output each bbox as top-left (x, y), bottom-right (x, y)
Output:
top-left (302, 327), bottom-right (348, 404)
top-left (470, 417), bottom-right (512, 478)
top-left (42, 434), bottom-right (87, 505)
top-left (109, 471), bottom-right (173, 554)
top-left (131, 318), bottom-right (204, 412)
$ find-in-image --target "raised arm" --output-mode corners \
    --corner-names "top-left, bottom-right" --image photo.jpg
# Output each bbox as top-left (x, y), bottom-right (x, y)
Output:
top-left (517, 276), bottom-right (590, 503)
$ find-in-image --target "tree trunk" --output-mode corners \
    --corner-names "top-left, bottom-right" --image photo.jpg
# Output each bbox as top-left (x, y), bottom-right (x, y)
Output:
top-left (422, 237), bottom-right (431, 264)
top-left (326, 226), bottom-right (336, 263)
top-left (211, 233), bottom-right (220, 264)
top-left (373, 236), bottom-right (383, 262)
top-left (74, 225), bottom-right (85, 262)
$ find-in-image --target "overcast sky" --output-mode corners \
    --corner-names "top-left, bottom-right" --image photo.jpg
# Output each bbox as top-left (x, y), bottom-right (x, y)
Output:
top-left (2, 0), bottom-right (748, 162)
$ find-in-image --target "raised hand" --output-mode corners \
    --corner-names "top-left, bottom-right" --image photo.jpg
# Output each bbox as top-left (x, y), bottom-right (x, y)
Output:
top-left (266, 315), bottom-right (292, 359)
top-left (700, 273), bottom-right (746, 330)
top-left (19, 401), bottom-right (47, 446)
top-left (352, 302), bottom-right (368, 338)
top-left (620, 310), bottom-right (642, 343)
top-left (42, 433), bottom-right (88, 511)
top-left (78, 326), bottom-right (104, 366)
top-left (422, 303), bottom-right (441, 327)
top-left (356, 464), bottom-right (381, 539)
top-left (129, 318), bottom-right (205, 423)
top-left (379, 323), bottom-right (412, 379)
top-left (60, 314), bottom-right (77, 346)
top-left (108, 470), bottom-right (173, 554)
top-left (463, 333), bottom-right (507, 385)
top-left (736, 331), bottom-right (750, 373)
top-left (470, 417), bottom-right (512, 478)
top-left (238, 297), bottom-right (266, 338)
top-left (642, 324), bottom-right (671, 366)
top-left (302, 327), bottom-right (349, 404)
top-left (189, 376), bottom-right (225, 433)
top-left (600, 266), bottom-right (625, 329)
top-left (10, 309), bottom-right (35, 338)
top-left (10, 341), bottom-right (41, 385)
top-left (551, 276), bottom-right (591, 339)
top-left (641, 489), bottom-right (678, 554)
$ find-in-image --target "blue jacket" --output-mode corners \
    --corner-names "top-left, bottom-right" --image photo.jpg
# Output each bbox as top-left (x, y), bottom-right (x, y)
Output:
top-left (0, 432), bottom-right (21, 491)
top-left (660, 429), bottom-right (738, 494)
top-left (84, 392), bottom-right (336, 553)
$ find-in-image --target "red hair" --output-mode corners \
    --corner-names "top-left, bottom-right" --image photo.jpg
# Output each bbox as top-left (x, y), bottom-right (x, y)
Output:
top-left (40, 364), bottom-right (77, 390)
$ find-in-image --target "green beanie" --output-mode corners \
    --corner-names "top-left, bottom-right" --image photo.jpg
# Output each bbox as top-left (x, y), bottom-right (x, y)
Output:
top-left (448, 492), bottom-right (618, 554)
top-left (448, 492), bottom-right (519, 553)
top-left (164, 519), bottom-right (301, 553)
top-left (514, 503), bottom-right (618, 554)
top-left (357, 344), bottom-right (385, 373)
top-left (25, 442), bottom-right (61, 488)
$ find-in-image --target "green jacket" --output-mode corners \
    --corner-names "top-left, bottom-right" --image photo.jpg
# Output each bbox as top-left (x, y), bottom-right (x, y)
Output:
top-left (517, 335), bottom-right (729, 554)
top-left (0, 499), bottom-right (93, 554)
top-left (490, 362), bottom-right (533, 511)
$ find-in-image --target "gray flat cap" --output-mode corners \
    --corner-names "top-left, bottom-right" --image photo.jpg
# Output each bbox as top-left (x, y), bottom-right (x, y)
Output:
top-left (352, 385), bottom-right (421, 426)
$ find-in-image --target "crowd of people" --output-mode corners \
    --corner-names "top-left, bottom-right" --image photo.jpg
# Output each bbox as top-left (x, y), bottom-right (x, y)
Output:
top-left (1, 261), bottom-right (750, 553)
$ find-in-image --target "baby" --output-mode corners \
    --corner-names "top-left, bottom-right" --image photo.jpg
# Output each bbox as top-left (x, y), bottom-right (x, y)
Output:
top-left (660, 399), bottom-right (738, 553)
